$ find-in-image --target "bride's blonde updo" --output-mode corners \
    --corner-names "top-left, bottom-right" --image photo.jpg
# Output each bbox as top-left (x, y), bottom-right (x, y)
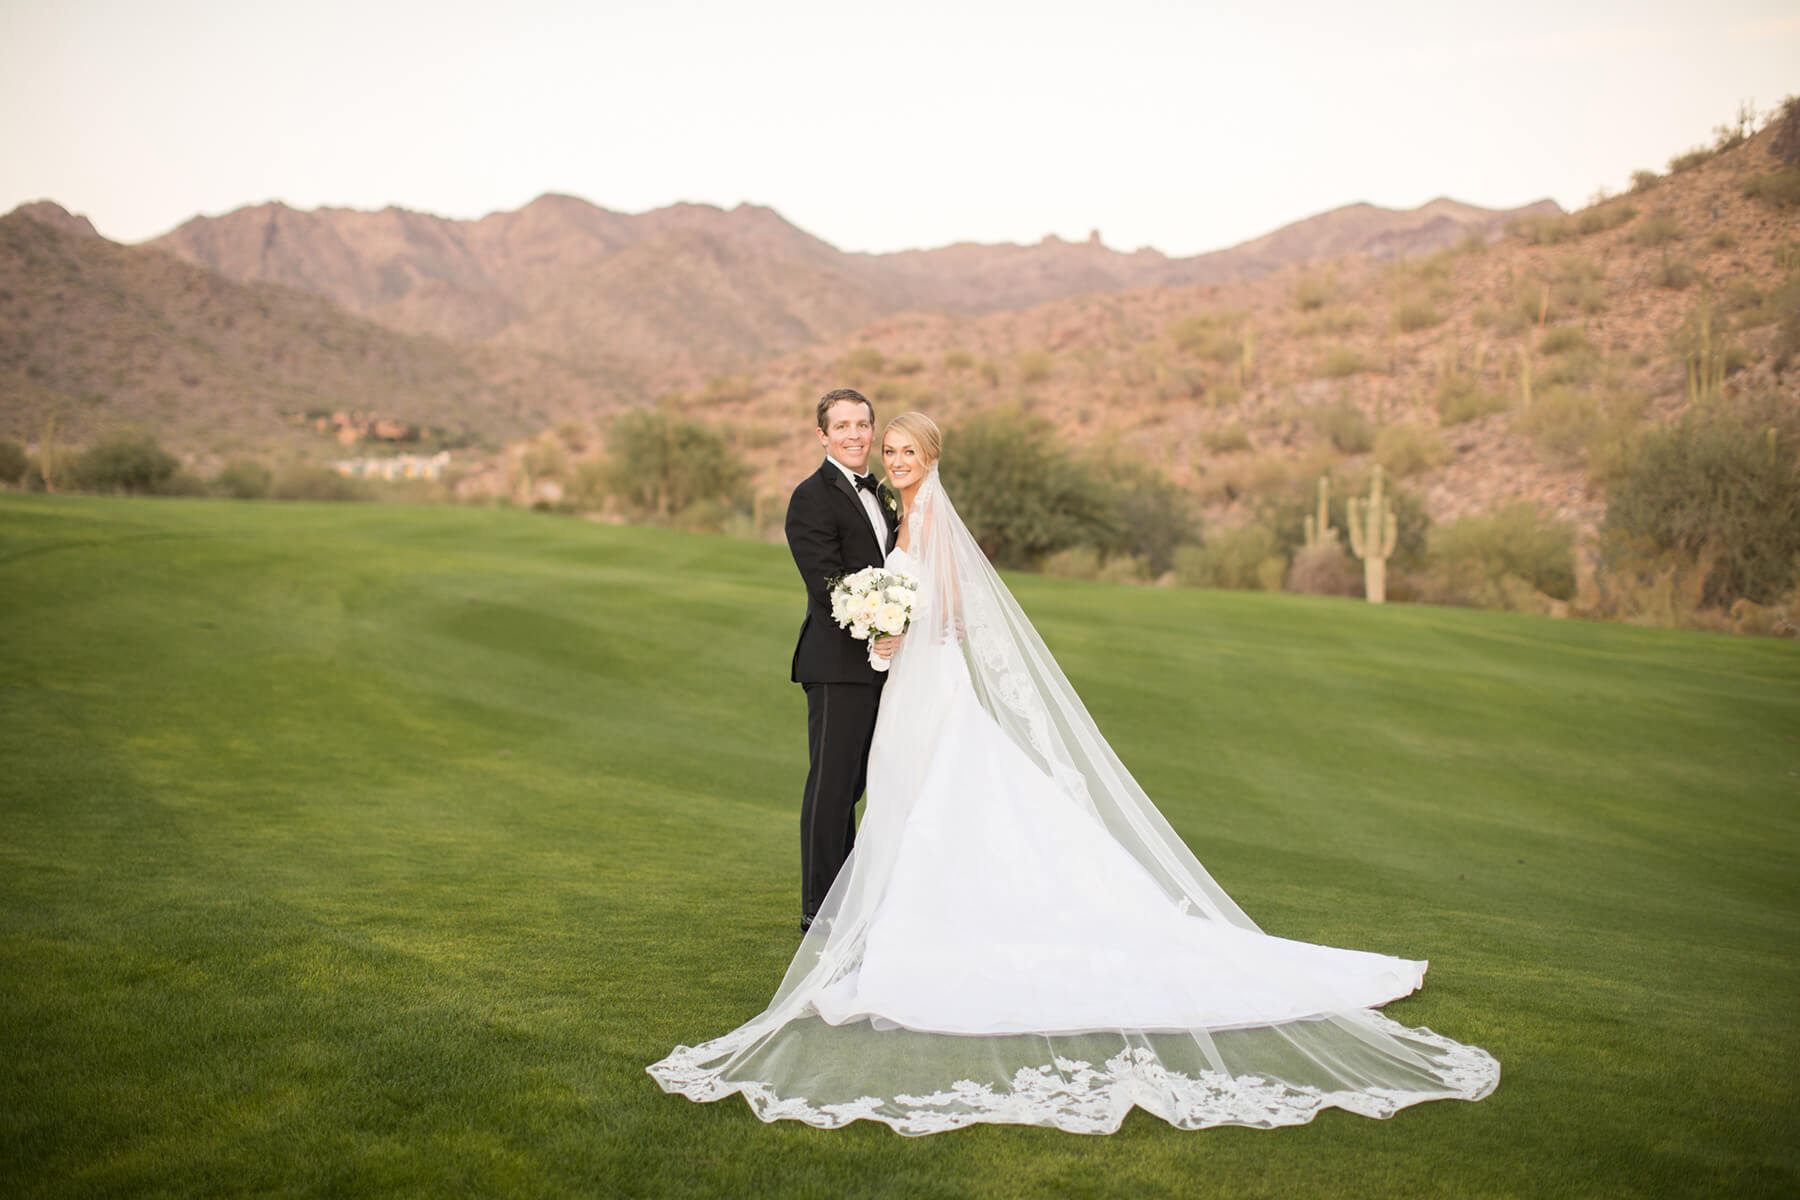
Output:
top-left (883, 411), bottom-right (943, 466)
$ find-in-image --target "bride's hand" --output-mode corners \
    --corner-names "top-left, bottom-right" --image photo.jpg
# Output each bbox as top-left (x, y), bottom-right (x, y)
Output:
top-left (872, 635), bottom-right (903, 659)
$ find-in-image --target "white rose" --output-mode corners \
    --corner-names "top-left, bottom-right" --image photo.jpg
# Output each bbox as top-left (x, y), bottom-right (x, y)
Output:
top-left (849, 621), bottom-right (871, 641)
top-left (885, 585), bottom-right (912, 603)
top-left (874, 602), bottom-right (907, 635)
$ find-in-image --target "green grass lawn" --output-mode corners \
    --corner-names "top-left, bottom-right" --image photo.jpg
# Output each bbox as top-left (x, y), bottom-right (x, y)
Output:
top-left (1, 494), bottom-right (1796, 1199)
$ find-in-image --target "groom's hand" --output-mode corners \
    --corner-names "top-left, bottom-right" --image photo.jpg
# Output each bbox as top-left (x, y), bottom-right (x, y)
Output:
top-left (872, 635), bottom-right (904, 659)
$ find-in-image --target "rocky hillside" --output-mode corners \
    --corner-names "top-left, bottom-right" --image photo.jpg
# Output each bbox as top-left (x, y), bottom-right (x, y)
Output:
top-left (0, 209), bottom-right (619, 459)
top-left (657, 122), bottom-right (1798, 539)
top-left (146, 192), bottom-right (1556, 381)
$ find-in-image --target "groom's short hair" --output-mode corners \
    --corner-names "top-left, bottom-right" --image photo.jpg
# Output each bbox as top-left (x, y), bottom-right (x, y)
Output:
top-left (816, 389), bottom-right (873, 432)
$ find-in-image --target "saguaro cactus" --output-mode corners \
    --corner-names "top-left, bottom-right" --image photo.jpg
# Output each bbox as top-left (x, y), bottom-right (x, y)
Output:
top-left (1302, 475), bottom-right (1336, 549)
top-left (1347, 465), bottom-right (1398, 603)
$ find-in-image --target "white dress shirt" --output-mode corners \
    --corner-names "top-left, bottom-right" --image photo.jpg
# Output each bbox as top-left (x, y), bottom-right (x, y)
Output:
top-left (826, 455), bottom-right (888, 552)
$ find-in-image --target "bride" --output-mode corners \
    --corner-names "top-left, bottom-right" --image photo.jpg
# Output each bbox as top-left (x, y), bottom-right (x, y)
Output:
top-left (648, 411), bottom-right (1500, 1135)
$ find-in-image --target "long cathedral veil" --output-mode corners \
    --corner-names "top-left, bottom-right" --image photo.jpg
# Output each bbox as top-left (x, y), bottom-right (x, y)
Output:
top-left (648, 466), bottom-right (1499, 1134)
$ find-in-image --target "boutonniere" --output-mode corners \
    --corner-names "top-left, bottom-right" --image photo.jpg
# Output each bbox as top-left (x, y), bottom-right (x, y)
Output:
top-left (881, 487), bottom-right (900, 518)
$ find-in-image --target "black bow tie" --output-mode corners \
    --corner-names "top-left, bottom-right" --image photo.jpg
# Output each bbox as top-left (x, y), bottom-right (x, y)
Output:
top-left (853, 473), bottom-right (880, 495)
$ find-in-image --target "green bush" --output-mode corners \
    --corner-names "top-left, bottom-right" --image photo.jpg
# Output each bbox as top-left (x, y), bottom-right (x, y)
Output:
top-left (1515, 386), bottom-right (1601, 460)
top-left (1434, 372), bottom-right (1508, 424)
top-left (1395, 300), bottom-right (1444, 332)
top-left (1632, 211), bottom-right (1682, 247)
top-left (1512, 214), bottom-right (1575, 246)
top-left (1317, 347), bottom-right (1371, 378)
top-left (888, 355), bottom-right (924, 376)
top-left (1202, 424), bottom-right (1252, 454)
top-left (1294, 274), bottom-right (1333, 311)
top-left (1652, 257), bottom-right (1699, 290)
top-left (939, 411), bottom-right (1117, 569)
top-left (1576, 202), bottom-right (1637, 236)
top-left (1429, 504), bottom-right (1578, 605)
top-left (1092, 455), bottom-right (1198, 575)
top-left (270, 465), bottom-right (369, 502)
top-left (600, 409), bottom-right (749, 521)
top-left (1374, 422), bottom-right (1448, 477)
top-left (1294, 306), bottom-right (1366, 338)
top-left (1709, 230), bottom-right (1739, 251)
top-left (1603, 410), bottom-right (1800, 605)
top-left (1667, 146), bottom-right (1716, 175)
top-left (943, 348), bottom-right (974, 371)
top-left (1317, 401), bottom-right (1375, 454)
top-left (1170, 316), bottom-right (1242, 364)
top-left (0, 439), bottom-right (27, 485)
top-left (68, 432), bottom-right (179, 494)
top-left (843, 346), bottom-right (885, 374)
top-left (1173, 525), bottom-right (1286, 592)
top-left (978, 360), bottom-right (1002, 388)
top-left (1043, 546), bottom-right (1103, 580)
top-left (1629, 169), bottom-right (1660, 193)
top-left (211, 459), bottom-right (272, 500)
top-left (1538, 326), bottom-right (1593, 356)
top-left (1742, 169), bottom-right (1800, 210)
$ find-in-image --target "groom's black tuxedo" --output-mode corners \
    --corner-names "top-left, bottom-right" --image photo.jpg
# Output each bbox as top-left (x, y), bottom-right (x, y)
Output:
top-left (785, 460), bottom-right (899, 923)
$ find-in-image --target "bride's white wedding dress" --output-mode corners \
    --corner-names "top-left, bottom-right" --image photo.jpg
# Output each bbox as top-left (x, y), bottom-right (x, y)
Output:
top-left (649, 468), bottom-right (1498, 1135)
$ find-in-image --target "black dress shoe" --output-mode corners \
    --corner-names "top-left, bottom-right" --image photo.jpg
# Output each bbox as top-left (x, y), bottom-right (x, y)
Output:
top-left (800, 914), bottom-right (816, 933)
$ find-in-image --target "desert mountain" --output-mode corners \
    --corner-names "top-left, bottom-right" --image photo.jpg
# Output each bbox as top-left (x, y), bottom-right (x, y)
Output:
top-left (147, 192), bottom-right (1560, 379)
top-left (0, 205), bottom-right (613, 455)
top-left (643, 122), bottom-right (1796, 538)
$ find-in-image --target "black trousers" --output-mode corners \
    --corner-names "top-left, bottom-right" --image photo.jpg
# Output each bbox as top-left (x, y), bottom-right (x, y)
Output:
top-left (800, 681), bottom-right (881, 919)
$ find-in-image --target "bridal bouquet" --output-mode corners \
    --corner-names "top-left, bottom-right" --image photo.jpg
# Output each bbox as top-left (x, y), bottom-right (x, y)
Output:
top-left (828, 567), bottom-right (920, 673)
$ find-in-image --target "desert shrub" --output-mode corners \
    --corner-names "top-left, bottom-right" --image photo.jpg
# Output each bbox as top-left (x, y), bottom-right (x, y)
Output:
top-left (1603, 411), bottom-right (1800, 604)
top-left (1515, 386), bottom-right (1601, 459)
top-left (67, 432), bottom-right (178, 494)
top-left (1474, 303), bottom-right (1529, 337)
top-left (1158, 366), bottom-right (1208, 402)
top-left (1769, 95), bottom-right (1800, 165)
top-left (1294, 274), bottom-right (1334, 311)
top-left (940, 411), bottom-right (1116, 568)
top-left (977, 360), bottom-right (1003, 388)
top-left (1173, 524), bottom-right (1285, 592)
top-left (1512, 214), bottom-right (1575, 246)
top-left (1434, 372), bottom-right (1508, 424)
top-left (1575, 202), bottom-right (1636, 236)
top-left (1394, 300), bottom-right (1444, 332)
top-left (1317, 401), bottom-right (1375, 454)
top-left (1295, 306), bottom-right (1366, 338)
top-left (601, 409), bottom-right (748, 520)
top-left (1552, 261), bottom-right (1608, 316)
top-left (1652, 257), bottom-right (1699, 290)
top-left (270, 465), bottom-right (369, 502)
top-left (157, 471), bottom-right (208, 498)
top-left (1429, 504), bottom-right (1578, 606)
top-left (1285, 542), bottom-right (1361, 596)
top-left (1317, 347), bottom-right (1371, 378)
top-left (843, 346), bottom-right (884, 374)
top-left (1091, 455), bottom-right (1198, 575)
top-left (943, 348), bottom-right (974, 371)
top-left (0, 440), bottom-right (26, 485)
top-left (1709, 230), bottom-right (1739, 251)
top-left (1374, 422), bottom-right (1448, 477)
top-left (1043, 546), bottom-right (1103, 580)
top-left (1017, 350), bottom-right (1053, 383)
top-left (1171, 317), bottom-right (1242, 364)
top-left (1667, 146), bottom-right (1716, 174)
top-left (1742, 169), bottom-right (1800, 210)
top-left (1629, 169), bottom-right (1660, 193)
top-left (211, 459), bottom-right (271, 499)
top-left (888, 355), bottom-right (924, 376)
top-left (1098, 554), bottom-right (1151, 584)
top-left (1202, 424), bottom-right (1252, 454)
top-left (1538, 326), bottom-right (1592, 357)
top-left (1632, 211), bottom-right (1682, 247)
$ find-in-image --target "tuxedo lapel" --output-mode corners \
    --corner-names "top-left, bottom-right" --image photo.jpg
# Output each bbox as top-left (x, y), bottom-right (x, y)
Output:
top-left (820, 461), bottom-right (885, 562)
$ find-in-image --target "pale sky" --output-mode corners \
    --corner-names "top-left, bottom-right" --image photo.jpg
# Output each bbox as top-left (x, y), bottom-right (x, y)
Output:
top-left (2, 0), bottom-right (1795, 257)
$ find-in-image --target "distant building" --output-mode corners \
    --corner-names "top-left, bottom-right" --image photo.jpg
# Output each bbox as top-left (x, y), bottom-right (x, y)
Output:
top-left (330, 451), bottom-right (453, 481)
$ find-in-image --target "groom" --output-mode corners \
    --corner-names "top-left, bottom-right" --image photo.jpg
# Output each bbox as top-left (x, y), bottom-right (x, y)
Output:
top-left (785, 389), bottom-right (900, 932)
